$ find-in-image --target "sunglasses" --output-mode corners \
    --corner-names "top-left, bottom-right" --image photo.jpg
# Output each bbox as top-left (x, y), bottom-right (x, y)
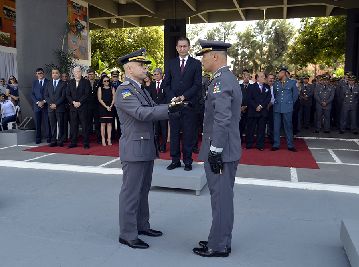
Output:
top-left (103, 80), bottom-right (110, 82)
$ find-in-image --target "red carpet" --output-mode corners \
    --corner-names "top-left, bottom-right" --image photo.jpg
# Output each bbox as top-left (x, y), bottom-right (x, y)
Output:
top-left (25, 138), bottom-right (319, 169)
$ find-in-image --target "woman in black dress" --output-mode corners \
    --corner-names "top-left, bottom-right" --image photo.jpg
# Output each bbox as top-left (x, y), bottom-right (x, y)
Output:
top-left (97, 76), bottom-right (115, 146)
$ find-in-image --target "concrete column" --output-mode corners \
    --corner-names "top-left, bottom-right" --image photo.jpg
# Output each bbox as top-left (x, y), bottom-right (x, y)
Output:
top-left (16, 0), bottom-right (67, 123)
top-left (344, 8), bottom-right (359, 77)
top-left (164, 19), bottom-right (186, 70)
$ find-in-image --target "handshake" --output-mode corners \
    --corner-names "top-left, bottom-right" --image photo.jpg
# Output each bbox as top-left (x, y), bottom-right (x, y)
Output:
top-left (168, 96), bottom-right (190, 113)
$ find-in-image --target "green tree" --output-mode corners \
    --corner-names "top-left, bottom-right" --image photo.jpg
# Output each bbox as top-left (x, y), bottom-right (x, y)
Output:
top-left (90, 26), bottom-right (164, 72)
top-left (205, 22), bottom-right (236, 43)
top-left (287, 16), bottom-right (346, 74)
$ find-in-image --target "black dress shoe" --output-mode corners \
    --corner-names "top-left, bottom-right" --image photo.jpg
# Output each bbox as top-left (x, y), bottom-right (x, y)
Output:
top-left (35, 140), bottom-right (41, 144)
top-left (49, 142), bottom-right (57, 147)
top-left (47, 139), bottom-right (51, 143)
top-left (184, 164), bottom-right (192, 171)
top-left (271, 147), bottom-right (279, 151)
top-left (314, 130), bottom-right (319, 133)
top-left (138, 229), bottom-right (163, 237)
top-left (84, 144), bottom-right (90, 149)
top-left (354, 131), bottom-right (359, 135)
top-left (166, 162), bottom-right (181, 170)
top-left (257, 147), bottom-right (264, 151)
top-left (193, 247), bottom-right (229, 257)
top-left (324, 130), bottom-right (330, 133)
top-left (246, 146), bottom-right (253, 149)
top-left (339, 130), bottom-right (344, 134)
top-left (192, 147), bottom-right (199, 154)
top-left (198, 240), bottom-right (231, 253)
top-left (118, 237), bottom-right (149, 249)
top-left (58, 142), bottom-right (64, 147)
top-left (68, 143), bottom-right (77, 148)
top-left (288, 147), bottom-right (297, 152)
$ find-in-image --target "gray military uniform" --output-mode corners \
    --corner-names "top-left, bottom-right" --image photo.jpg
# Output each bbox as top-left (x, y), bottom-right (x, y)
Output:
top-left (298, 83), bottom-right (314, 129)
top-left (115, 77), bottom-right (169, 241)
top-left (198, 66), bottom-right (242, 252)
top-left (314, 84), bottom-right (335, 131)
top-left (340, 84), bottom-right (359, 132)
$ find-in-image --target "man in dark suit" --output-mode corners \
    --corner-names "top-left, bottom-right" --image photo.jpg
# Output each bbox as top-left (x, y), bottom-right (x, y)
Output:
top-left (162, 36), bottom-right (202, 171)
top-left (246, 72), bottom-right (272, 150)
top-left (239, 70), bottom-right (251, 142)
top-left (31, 67), bottom-right (51, 144)
top-left (44, 68), bottom-right (67, 147)
top-left (66, 66), bottom-right (91, 149)
top-left (148, 68), bottom-right (168, 152)
top-left (111, 70), bottom-right (122, 140)
top-left (87, 68), bottom-right (101, 144)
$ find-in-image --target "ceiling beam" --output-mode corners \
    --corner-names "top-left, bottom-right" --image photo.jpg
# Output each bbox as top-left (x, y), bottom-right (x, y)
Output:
top-left (86, 0), bottom-right (118, 16)
top-left (90, 19), bottom-right (109, 29)
top-left (197, 13), bottom-right (208, 23)
top-left (182, 0), bottom-right (197, 11)
top-left (132, 0), bottom-right (156, 14)
top-left (122, 17), bottom-right (141, 27)
top-left (283, 0), bottom-right (287, 19)
top-left (232, 0), bottom-right (246, 21)
top-left (326, 5), bottom-right (334, 16)
top-left (118, 3), bottom-right (152, 16)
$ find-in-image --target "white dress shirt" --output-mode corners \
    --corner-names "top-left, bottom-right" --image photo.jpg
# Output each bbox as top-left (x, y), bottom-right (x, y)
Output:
top-left (179, 55), bottom-right (189, 67)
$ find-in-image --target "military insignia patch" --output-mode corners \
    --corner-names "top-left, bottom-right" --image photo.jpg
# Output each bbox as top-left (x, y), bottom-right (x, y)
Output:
top-left (213, 82), bottom-right (221, 94)
top-left (213, 72), bottom-right (222, 79)
top-left (121, 89), bottom-right (132, 99)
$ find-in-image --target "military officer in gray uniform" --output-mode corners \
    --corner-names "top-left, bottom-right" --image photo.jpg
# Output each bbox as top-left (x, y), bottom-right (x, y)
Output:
top-left (272, 67), bottom-right (299, 152)
top-left (339, 75), bottom-right (359, 134)
top-left (191, 40), bottom-right (242, 257)
top-left (298, 75), bottom-right (314, 130)
top-left (115, 48), bottom-right (184, 249)
top-left (314, 75), bottom-right (335, 133)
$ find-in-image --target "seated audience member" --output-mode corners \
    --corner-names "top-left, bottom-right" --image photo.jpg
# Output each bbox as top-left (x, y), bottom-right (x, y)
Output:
top-left (1, 94), bottom-right (16, 130)
top-left (6, 75), bottom-right (20, 106)
top-left (0, 78), bottom-right (7, 94)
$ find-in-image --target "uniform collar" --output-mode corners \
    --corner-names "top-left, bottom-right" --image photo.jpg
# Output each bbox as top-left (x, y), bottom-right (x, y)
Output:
top-left (213, 65), bottom-right (229, 76)
top-left (125, 76), bottom-right (142, 90)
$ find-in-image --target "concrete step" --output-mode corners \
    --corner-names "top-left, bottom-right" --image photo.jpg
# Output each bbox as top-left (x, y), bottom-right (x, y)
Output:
top-left (151, 160), bottom-right (207, 196)
top-left (341, 220), bottom-right (359, 267)
top-left (0, 129), bottom-right (35, 145)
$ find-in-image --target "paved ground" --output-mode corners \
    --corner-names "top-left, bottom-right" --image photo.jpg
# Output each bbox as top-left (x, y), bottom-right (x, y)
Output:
top-left (0, 167), bottom-right (357, 267)
top-left (0, 136), bottom-right (359, 266)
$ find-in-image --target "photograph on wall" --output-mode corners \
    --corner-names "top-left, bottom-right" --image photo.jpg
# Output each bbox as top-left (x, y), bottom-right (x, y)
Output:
top-left (67, 0), bottom-right (89, 60)
top-left (0, 0), bottom-right (16, 47)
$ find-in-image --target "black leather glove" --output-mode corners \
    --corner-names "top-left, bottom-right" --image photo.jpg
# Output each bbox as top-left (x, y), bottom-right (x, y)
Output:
top-left (168, 101), bottom-right (185, 113)
top-left (208, 150), bottom-right (223, 174)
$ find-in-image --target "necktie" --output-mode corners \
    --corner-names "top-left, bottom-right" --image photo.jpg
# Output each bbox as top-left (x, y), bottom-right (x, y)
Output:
top-left (180, 59), bottom-right (185, 74)
top-left (156, 82), bottom-right (160, 94)
top-left (244, 84), bottom-right (247, 89)
top-left (53, 81), bottom-right (56, 91)
top-left (350, 87), bottom-right (353, 93)
top-left (39, 80), bottom-right (43, 87)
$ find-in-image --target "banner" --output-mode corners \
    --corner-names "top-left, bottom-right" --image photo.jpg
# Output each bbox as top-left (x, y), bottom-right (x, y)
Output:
top-left (0, 0), bottom-right (16, 48)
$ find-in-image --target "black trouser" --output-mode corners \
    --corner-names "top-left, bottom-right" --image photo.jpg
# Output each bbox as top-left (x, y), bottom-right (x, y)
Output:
top-left (87, 105), bottom-right (100, 142)
top-left (112, 110), bottom-right (121, 140)
top-left (63, 106), bottom-right (70, 141)
top-left (292, 99), bottom-right (300, 135)
top-left (70, 108), bottom-right (89, 145)
top-left (155, 120), bottom-right (168, 150)
top-left (169, 107), bottom-right (195, 165)
top-left (298, 103), bottom-right (311, 129)
top-left (34, 108), bottom-right (51, 142)
top-left (239, 112), bottom-right (247, 142)
top-left (246, 115), bottom-right (267, 149)
top-left (193, 109), bottom-right (204, 150)
top-left (48, 111), bottom-right (65, 144)
top-left (266, 106), bottom-right (274, 143)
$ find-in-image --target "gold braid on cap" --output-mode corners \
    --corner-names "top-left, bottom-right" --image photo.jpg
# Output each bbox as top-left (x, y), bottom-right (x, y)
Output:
top-left (201, 47), bottom-right (213, 53)
top-left (128, 56), bottom-right (147, 62)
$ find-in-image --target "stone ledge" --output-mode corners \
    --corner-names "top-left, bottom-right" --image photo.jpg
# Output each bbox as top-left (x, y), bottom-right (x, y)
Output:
top-left (0, 129), bottom-right (35, 145)
top-left (341, 219), bottom-right (359, 267)
top-left (151, 160), bottom-right (207, 196)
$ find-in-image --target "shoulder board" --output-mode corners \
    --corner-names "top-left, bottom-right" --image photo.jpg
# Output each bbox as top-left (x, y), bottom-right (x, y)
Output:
top-left (121, 88), bottom-right (133, 99)
top-left (121, 81), bottom-right (130, 86)
top-left (213, 72), bottom-right (222, 79)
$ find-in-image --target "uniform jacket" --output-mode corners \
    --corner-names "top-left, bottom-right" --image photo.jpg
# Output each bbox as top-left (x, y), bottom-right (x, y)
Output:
top-left (314, 84), bottom-right (335, 109)
top-left (198, 66), bottom-right (242, 163)
top-left (299, 83), bottom-right (314, 106)
top-left (340, 84), bottom-right (359, 108)
top-left (247, 82), bottom-right (271, 117)
top-left (44, 80), bottom-right (67, 113)
top-left (115, 77), bottom-right (169, 162)
top-left (66, 77), bottom-right (90, 111)
top-left (162, 56), bottom-right (202, 104)
top-left (31, 78), bottom-right (49, 112)
top-left (273, 78), bottom-right (299, 113)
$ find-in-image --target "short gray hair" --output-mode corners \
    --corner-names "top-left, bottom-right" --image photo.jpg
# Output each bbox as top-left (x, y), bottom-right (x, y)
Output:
top-left (153, 68), bottom-right (162, 74)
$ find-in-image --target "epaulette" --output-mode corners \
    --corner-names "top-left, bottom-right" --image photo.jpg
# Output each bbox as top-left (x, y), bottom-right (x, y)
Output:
top-left (213, 72), bottom-right (222, 79)
top-left (121, 81), bottom-right (130, 86)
